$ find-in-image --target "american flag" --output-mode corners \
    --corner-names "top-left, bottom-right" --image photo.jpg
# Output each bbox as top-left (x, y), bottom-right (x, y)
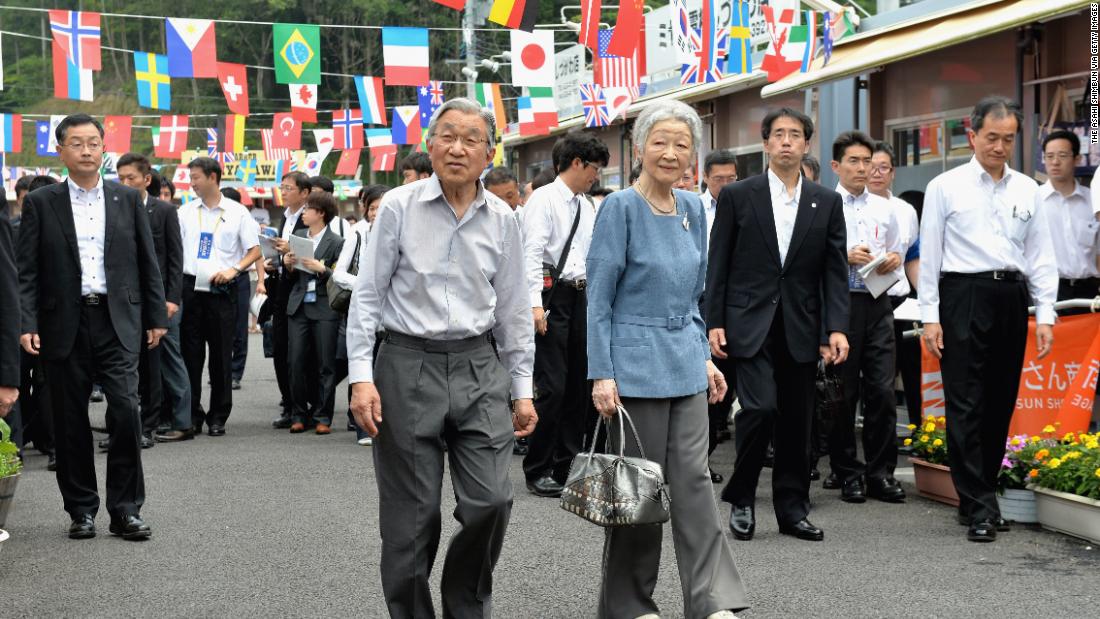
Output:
top-left (261, 129), bottom-right (292, 161)
top-left (579, 83), bottom-right (610, 128)
top-left (595, 29), bottom-right (640, 89)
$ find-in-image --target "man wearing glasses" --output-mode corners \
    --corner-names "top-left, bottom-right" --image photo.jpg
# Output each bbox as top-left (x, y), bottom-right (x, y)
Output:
top-left (17, 114), bottom-right (167, 539)
top-left (1036, 129), bottom-right (1098, 304)
top-left (519, 132), bottom-right (609, 498)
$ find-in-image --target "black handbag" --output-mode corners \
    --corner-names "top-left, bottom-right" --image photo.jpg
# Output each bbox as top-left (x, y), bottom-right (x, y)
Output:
top-left (540, 201), bottom-right (583, 308)
top-left (815, 360), bottom-right (845, 436)
top-left (327, 230), bottom-right (361, 313)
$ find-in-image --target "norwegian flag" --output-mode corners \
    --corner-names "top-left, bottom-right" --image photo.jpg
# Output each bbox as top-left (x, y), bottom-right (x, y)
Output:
top-left (595, 29), bottom-right (641, 89)
top-left (48, 10), bottom-right (101, 71)
top-left (261, 129), bottom-right (292, 161)
top-left (579, 83), bottom-right (610, 128)
top-left (681, 27), bottom-right (728, 85)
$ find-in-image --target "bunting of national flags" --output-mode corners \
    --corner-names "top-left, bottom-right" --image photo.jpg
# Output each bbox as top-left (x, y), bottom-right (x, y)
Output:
top-left (332, 109), bottom-right (364, 150)
top-left (134, 52), bottom-right (171, 110)
top-left (355, 76), bottom-right (387, 125)
top-left (579, 83), bottom-right (610, 128)
top-left (166, 18), bottom-right (217, 78)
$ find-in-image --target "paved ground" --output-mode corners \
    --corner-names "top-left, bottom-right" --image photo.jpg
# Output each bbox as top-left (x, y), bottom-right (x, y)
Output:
top-left (2, 336), bottom-right (1099, 618)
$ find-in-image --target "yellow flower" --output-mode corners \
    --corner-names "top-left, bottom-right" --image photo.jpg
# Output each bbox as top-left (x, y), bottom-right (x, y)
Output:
top-left (1048, 458), bottom-right (1062, 469)
top-left (1030, 436), bottom-right (1041, 444)
top-left (932, 438), bottom-right (943, 447)
top-left (903, 438), bottom-right (912, 446)
top-left (937, 416), bottom-right (946, 424)
top-left (920, 435), bottom-right (929, 443)
top-left (1086, 440), bottom-right (1099, 450)
top-left (1029, 469), bottom-right (1039, 479)
top-left (1064, 451), bottom-right (1081, 460)
top-left (1095, 468), bottom-right (1100, 479)
top-left (1010, 437), bottom-right (1023, 447)
top-left (1043, 424), bottom-right (1057, 434)
top-left (923, 422), bottom-right (936, 433)
top-left (907, 424), bottom-right (917, 431)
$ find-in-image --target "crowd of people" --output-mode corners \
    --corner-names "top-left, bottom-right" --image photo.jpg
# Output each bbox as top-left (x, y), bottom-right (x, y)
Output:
top-left (0, 92), bottom-right (1096, 618)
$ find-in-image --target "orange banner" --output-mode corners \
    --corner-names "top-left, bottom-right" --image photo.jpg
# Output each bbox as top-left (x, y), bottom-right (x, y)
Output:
top-left (920, 314), bottom-right (1100, 435)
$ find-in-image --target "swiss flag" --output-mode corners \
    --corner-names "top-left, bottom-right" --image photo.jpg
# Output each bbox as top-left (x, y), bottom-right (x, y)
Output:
top-left (103, 115), bottom-right (132, 153)
top-left (335, 148), bottom-right (361, 176)
top-left (217, 62), bottom-right (250, 116)
top-left (271, 113), bottom-right (302, 150)
top-left (289, 83), bottom-right (318, 122)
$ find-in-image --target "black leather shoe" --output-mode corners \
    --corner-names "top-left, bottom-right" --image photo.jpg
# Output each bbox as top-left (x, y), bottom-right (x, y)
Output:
top-left (728, 505), bottom-right (755, 540)
top-left (526, 475), bottom-right (563, 498)
top-left (710, 468), bottom-right (724, 484)
top-left (232, 379), bottom-right (242, 390)
top-left (866, 477), bottom-right (906, 503)
top-left (822, 472), bottom-right (841, 489)
top-left (89, 389), bottom-right (104, 403)
top-left (513, 437), bottom-right (529, 456)
top-left (995, 517), bottom-right (1010, 532)
top-left (156, 422), bottom-right (171, 434)
top-left (140, 434), bottom-right (155, 449)
top-left (47, 453), bottom-right (57, 471)
top-left (841, 478), bottom-right (866, 503)
top-left (272, 416), bottom-right (292, 429)
top-left (109, 514), bottom-right (152, 540)
top-left (779, 518), bottom-right (824, 541)
top-left (207, 424), bottom-right (226, 437)
top-left (809, 467), bottom-right (821, 481)
top-left (98, 438), bottom-right (109, 451)
top-left (967, 519), bottom-right (996, 542)
top-left (68, 514), bottom-right (96, 539)
top-left (762, 445), bottom-right (775, 468)
top-left (154, 429), bottom-right (194, 442)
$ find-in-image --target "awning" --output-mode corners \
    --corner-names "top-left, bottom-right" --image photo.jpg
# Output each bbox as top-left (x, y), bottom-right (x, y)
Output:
top-left (761, 0), bottom-right (1091, 98)
top-left (502, 71), bottom-right (767, 148)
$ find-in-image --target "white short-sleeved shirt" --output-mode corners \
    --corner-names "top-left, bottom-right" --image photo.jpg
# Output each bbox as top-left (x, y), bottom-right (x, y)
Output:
top-left (179, 195), bottom-right (261, 276)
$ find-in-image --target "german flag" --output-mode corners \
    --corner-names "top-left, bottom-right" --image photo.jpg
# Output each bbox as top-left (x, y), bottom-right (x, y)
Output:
top-left (488, 0), bottom-right (539, 32)
top-left (218, 114), bottom-right (246, 154)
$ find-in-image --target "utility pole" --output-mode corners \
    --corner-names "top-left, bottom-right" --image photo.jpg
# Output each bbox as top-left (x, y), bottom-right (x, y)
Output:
top-left (464, 0), bottom-right (478, 99)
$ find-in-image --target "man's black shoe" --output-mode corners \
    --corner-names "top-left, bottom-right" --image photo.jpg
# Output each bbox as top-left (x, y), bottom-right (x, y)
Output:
top-left (109, 514), bottom-right (152, 540)
top-left (809, 467), bottom-right (821, 481)
top-left (272, 416), bottom-right (292, 429)
top-left (232, 379), bottom-right (242, 391)
top-left (841, 478), bottom-right (866, 503)
top-left (822, 472), bottom-right (841, 489)
top-left (140, 434), bottom-right (155, 449)
top-left (98, 438), bottom-right (109, 452)
top-left (967, 519), bottom-right (996, 542)
top-left (68, 514), bottom-right (96, 539)
top-left (866, 477), bottom-right (906, 503)
top-left (778, 518), bottom-right (824, 541)
top-left (762, 444), bottom-right (775, 468)
top-left (526, 475), bottom-right (563, 497)
top-left (513, 437), bottom-right (529, 456)
top-left (995, 517), bottom-right (1011, 532)
top-left (207, 424), bottom-right (226, 437)
top-left (89, 389), bottom-right (104, 403)
top-left (155, 429), bottom-right (194, 442)
top-left (710, 468), bottom-right (724, 484)
top-left (728, 505), bottom-right (755, 540)
top-left (155, 422), bottom-right (171, 434)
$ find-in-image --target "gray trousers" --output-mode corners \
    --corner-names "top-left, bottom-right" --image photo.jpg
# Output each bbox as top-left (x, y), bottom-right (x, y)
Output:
top-left (598, 394), bottom-right (749, 619)
top-left (159, 308), bottom-right (192, 431)
top-left (374, 333), bottom-right (514, 619)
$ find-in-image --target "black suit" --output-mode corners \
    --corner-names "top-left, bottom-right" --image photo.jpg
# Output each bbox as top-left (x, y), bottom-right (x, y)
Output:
top-left (137, 195), bottom-right (183, 434)
top-left (17, 179), bottom-right (167, 520)
top-left (705, 172), bottom-right (848, 524)
top-left (270, 211), bottom-right (310, 421)
top-left (0, 216), bottom-right (18, 388)
top-left (286, 228), bottom-right (342, 426)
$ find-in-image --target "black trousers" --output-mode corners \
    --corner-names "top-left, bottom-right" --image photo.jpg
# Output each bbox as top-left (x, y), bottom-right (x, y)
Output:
top-left (939, 275), bottom-right (1029, 523)
top-left (707, 355), bottom-right (736, 456)
top-left (138, 330), bottom-right (163, 435)
top-left (829, 293), bottom-right (897, 483)
top-left (891, 295), bottom-right (923, 427)
top-left (1057, 277), bottom-right (1100, 315)
top-left (181, 276), bottom-right (237, 428)
top-left (231, 274), bottom-right (250, 381)
top-left (41, 303), bottom-right (144, 519)
top-left (288, 310), bottom-right (340, 425)
top-left (722, 306), bottom-right (816, 525)
top-left (523, 285), bottom-right (591, 483)
top-left (15, 349), bottom-right (53, 454)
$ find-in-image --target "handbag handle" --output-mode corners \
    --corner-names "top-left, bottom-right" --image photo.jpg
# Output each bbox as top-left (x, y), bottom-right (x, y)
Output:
top-left (580, 405), bottom-right (650, 466)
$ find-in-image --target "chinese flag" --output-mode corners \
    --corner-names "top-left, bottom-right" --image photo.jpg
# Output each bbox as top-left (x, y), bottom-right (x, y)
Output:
top-left (103, 115), bottom-right (132, 152)
top-left (335, 148), bottom-right (361, 176)
top-left (607, 0), bottom-right (645, 58)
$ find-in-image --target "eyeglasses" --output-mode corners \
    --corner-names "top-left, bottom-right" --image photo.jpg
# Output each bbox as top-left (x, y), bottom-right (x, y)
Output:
top-left (583, 161), bottom-right (603, 173)
top-left (278, 185), bottom-right (298, 192)
top-left (869, 164), bottom-right (893, 175)
top-left (63, 141), bottom-right (103, 151)
top-left (707, 175), bottom-right (737, 184)
top-left (434, 133), bottom-right (488, 151)
top-left (1042, 152), bottom-right (1074, 162)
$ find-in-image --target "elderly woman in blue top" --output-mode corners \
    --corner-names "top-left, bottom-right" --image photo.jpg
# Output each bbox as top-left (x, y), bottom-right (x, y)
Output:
top-left (587, 100), bottom-right (748, 619)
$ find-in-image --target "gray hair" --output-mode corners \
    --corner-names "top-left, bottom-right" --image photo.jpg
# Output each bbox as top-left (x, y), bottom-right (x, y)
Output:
top-left (425, 97), bottom-right (497, 157)
top-left (631, 100), bottom-right (703, 158)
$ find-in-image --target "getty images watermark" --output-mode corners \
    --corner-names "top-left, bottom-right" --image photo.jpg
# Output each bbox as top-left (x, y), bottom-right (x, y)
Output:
top-left (1092, 3), bottom-right (1099, 144)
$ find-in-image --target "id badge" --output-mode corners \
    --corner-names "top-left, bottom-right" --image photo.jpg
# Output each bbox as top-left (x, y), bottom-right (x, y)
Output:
top-left (305, 279), bottom-right (317, 303)
top-left (198, 232), bottom-right (214, 260)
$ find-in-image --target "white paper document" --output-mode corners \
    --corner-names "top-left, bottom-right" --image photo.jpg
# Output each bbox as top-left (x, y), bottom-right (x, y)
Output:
top-left (892, 297), bottom-right (921, 322)
top-left (288, 235), bottom-right (315, 264)
top-left (858, 254), bottom-right (900, 299)
top-left (257, 235), bottom-right (281, 261)
top-left (194, 260), bottom-right (217, 292)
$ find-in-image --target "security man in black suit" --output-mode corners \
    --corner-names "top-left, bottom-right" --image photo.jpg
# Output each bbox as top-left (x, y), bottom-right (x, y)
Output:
top-left (18, 114), bottom-right (167, 540)
top-left (706, 108), bottom-right (850, 542)
top-left (0, 214), bottom-right (18, 420)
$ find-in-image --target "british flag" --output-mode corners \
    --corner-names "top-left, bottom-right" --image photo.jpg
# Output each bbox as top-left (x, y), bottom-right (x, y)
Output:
top-left (579, 83), bottom-right (610, 128)
top-left (429, 80), bottom-right (445, 106)
top-left (48, 10), bottom-right (101, 71)
top-left (681, 27), bottom-right (728, 85)
top-left (261, 129), bottom-right (292, 161)
top-left (206, 128), bottom-right (236, 165)
top-left (595, 29), bottom-right (640, 89)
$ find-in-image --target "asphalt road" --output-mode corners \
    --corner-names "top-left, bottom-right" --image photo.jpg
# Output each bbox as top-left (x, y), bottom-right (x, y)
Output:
top-left (2, 335), bottom-right (1098, 618)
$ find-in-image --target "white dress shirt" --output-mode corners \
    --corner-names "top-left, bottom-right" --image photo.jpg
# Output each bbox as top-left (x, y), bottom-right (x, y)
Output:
top-left (346, 175), bottom-right (535, 398)
top-left (1092, 166), bottom-right (1100, 216)
top-left (1035, 180), bottom-right (1099, 280)
top-left (885, 192), bottom-right (920, 297)
top-left (699, 189), bottom-right (719, 247)
top-left (521, 176), bottom-right (595, 307)
top-left (836, 184), bottom-right (903, 292)
top-left (179, 195), bottom-right (261, 277)
top-left (919, 157), bottom-right (1058, 324)
top-left (280, 205), bottom-right (305, 239)
top-left (333, 218), bottom-right (370, 291)
top-left (767, 168), bottom-right (801, 265)
top-left (68, 177), bottom-right (107, 295)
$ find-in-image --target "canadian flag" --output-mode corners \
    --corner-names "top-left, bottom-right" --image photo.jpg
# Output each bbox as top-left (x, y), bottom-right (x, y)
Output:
top-left (289, 83), bottom-right (318, 122)
top-left (172, 164), bottom-right (191, 191)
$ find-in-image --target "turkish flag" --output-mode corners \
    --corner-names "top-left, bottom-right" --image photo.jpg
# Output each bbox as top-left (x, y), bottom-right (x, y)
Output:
top-left (335, 148), bottom-right (361, 176)
top-left (103, 115), bottom-right (132, 153)
top-left (217, 62), bottom-right (250, 116)
top-left (271, 113), bottom-right (302, 150)
top-left (607, 0), bottom-right (645, 58)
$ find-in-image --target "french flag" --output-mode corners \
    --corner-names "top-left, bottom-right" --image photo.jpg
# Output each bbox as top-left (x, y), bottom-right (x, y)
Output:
top-left (166, 18), bottom-right (217, 78)
top-left (355, 76), bottom-right (387, 125)
top-left (382, 27), bottom-right (429, 87)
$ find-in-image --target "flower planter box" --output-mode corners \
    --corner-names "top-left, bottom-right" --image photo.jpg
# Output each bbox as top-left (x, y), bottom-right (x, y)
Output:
top-left (1030, 485), bottom-right (1100, 544)
top-left (910, 457), bottom-right (959, 507)
top-left (0, 473), bottom-right (19, 528)
top-left (0, 529), bottom-right (8, 558)
top-left (997, 488), bottom-right (1038, 524)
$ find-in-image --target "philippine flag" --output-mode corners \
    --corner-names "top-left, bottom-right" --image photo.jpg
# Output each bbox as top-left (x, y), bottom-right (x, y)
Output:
top-left (382, 27), bottom-right (429, 86)
top-left (391, 106), bottom-right (421, 145)
top-left (166, 18), bottom-right (217, 78)
top-left (354, 76), bottom-right (387, 125)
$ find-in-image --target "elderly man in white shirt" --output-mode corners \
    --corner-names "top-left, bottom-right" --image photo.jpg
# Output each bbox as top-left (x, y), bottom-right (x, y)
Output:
top-left (1037, 129), bottom-right (1099, 304)
top-left (919, 97), bottom-right (1058, 543)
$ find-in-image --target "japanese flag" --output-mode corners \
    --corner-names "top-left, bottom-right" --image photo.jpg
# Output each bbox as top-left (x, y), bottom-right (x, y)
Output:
top-left (510, 30), bottom-right (554, 87)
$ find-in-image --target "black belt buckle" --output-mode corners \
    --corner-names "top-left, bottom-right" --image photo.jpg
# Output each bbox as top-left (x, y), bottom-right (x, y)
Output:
top-left (992, 271), bottom-right (1007, 281)
top-left (563, 279), bottom-right (587, 290)
top-left (81, 294), bottom-right (102, 306)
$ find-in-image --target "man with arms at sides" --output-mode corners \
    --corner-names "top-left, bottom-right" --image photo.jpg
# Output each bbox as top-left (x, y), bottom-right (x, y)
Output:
top-left (116, 154), bottom-right (190, 445)
top-left (347, 98), bottom-right (536, 618)
top-left (177, 157), bottom-right (261, 437)
top-left (706, 108), bottom-right (849, 542)
top-left (399, 151), bottom-right (433, 185)
top-left (920, 96), bottom-right (1057, 542)
top-left (521, 131), bottom-right (608, 497)
top-left (699, 148), bottom-right (739, 484)
top-left (18, 114), bottom-right (167, 539)
top-left (483, 167), bottom-right (523, 211)
top-left (1035, 129), bottom-right (1098, 305)
top-left (0, 212), bottom-right (18, 421)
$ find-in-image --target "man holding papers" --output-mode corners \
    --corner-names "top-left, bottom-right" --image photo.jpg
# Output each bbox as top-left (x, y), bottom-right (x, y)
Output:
top-left (826, 131), bottom-right (906, 504)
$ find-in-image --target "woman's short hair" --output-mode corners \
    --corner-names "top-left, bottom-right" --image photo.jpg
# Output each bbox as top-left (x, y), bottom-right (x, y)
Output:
top-left (358, 184), bottom-right (390, 207)
top-left (631, 100), bottom-right (703, 159)
top-left (305, 191), bottom-right (338, 223)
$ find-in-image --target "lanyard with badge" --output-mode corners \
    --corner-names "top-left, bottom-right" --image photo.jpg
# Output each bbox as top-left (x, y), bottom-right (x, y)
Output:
top-left (195, 207), bottom-right (226, 292)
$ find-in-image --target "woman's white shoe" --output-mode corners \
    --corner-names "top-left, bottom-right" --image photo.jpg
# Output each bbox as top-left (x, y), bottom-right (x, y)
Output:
top-left (705, 612), bottom-right (738, 619)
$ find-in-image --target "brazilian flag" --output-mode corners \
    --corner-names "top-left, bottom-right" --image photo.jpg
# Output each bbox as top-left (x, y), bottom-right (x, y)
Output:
top-left (273, 24), bottom-right (321, 85)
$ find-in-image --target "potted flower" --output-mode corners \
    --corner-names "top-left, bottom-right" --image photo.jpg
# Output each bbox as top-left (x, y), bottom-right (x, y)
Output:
top-left (1027, 430), bottom-right (1100, 543)
top-left (997, 427), bottom-right (1061, 523)
top-left (906, 416), bottom-right (957, 506)
top-left (0, 417), bottom-right (22, 530)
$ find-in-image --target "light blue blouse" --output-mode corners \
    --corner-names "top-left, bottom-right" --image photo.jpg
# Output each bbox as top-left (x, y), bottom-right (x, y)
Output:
top-left (586, 187), bottom-right (710, 398)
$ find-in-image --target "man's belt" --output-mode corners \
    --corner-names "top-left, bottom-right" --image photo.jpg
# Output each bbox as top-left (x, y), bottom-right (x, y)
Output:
top-left (559, 278), bottom-right (587, 290)
top-left (80, 293), bottom-right (107, 306)
top-left (1059, 276), bottom-right (1100, 288)
top-left (384, 331), bottom-right (491, 353)
top-left (942, 270), bottom-right (1023, 282)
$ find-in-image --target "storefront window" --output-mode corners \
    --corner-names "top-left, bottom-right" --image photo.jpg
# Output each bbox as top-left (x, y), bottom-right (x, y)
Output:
top-left (890, 112), bottom-right (972, 171)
